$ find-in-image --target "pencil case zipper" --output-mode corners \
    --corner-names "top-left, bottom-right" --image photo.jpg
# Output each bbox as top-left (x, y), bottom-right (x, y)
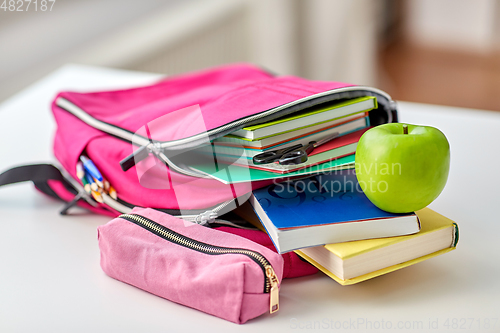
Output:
top-left (118, 212), bottom-right (280, 314)
top-left (55, 86), bottom-right (395, 176)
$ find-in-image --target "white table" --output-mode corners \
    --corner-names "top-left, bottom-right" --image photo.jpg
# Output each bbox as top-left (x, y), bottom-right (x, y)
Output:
top-left (1, 65), bottom-right (499, 333)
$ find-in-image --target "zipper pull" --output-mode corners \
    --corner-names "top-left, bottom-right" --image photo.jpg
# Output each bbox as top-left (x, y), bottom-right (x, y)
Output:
top-left (120, 143), bottom-right (160, 172)
top-left (194, 210), bottom-right (218, 226)
top-left (265, 265), bottom-right (280, 314)
top-left (120, 144), bottom-right (150, 171)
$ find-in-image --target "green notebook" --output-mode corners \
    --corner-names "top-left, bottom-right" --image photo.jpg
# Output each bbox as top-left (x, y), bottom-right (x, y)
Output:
top-left (230, 96), bottom-right (377, 140)
top-left (189, 155), bottom-right (355, 184)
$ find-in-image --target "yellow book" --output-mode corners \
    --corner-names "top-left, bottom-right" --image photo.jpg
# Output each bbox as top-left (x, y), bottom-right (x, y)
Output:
top-left (295, 208), bottom-right (459, 285)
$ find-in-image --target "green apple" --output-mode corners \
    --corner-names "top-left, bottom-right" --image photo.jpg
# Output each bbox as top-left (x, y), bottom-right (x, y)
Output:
top-left (355, 123), bottom-right (450, 213)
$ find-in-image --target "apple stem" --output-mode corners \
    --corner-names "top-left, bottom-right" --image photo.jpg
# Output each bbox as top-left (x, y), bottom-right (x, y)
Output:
top-left (403, 124), bottom-right (408, 134)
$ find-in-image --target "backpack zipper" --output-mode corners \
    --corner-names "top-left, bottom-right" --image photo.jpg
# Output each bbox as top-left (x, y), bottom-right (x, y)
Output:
top-left (97, 189), bottom-right (241, 225)
top-left (178, 195), bottom-right (240, 224)
top-left (56, 87), bottom-right (394, 175)
top-left (119, 213), bottom-right (280, 314)
top-left (56, 86), bottom-right (393, 151)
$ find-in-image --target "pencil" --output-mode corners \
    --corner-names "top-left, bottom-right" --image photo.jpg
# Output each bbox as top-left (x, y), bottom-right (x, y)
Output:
top-left (86, 173), bottom-right (98, 192)
top-left (103, 180), bottom-right (110, 192)
top-left (81, 174), bottom-right (91, 194)
top-left (91, 190), bottom-right (104, 203)
top-left (76, 161), bottom-right (85, 181)
top-left (108, 186), bottom-right (117, 200)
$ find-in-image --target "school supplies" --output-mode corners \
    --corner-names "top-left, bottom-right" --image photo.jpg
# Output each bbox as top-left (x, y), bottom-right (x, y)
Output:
top-left (0, 64), bottom-right (461, 325)
top-left (252, 131), bottom-right (340, 165)
top-left (295, 208), bottom-right (459, 285)
top-left (203, 99), bottom-right (370, 177)
top-left (192, 128), bottom-right (369, 180)
top-left (207, 117), bottom-right (368, 164)
top-left (78, 155), bottom-right (116, 204)
top-left (0, 64), bottom-right (398, 220)
top-left (98, 207), bottom-right (284, 324)
top-left (248, 172), bottom-right (421, 253)
top-left (80, 156), bottom-right (103, 187)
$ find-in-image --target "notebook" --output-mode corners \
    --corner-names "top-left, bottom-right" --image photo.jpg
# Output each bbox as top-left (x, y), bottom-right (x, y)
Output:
top-left (295, 208), bottom-right (459, 285)
top-left (231, 96), bottom-right (377, 139)
top-left (207, 127), bottom-right (369, 174)
top-left (210, 117), bottom-right (368, 159)
top-left (215, 112), bottom-right (368, 149)
top-left (248, 172), bottom-right (421, 253)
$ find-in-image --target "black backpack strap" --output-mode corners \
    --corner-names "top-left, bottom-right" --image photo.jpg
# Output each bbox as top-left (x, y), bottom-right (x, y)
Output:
top-left (0, 164), bottom-right (86, 215)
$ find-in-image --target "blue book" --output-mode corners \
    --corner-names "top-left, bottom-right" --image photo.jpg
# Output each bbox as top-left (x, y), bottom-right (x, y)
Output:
top-left (249, 171), bottom-right (421, 253)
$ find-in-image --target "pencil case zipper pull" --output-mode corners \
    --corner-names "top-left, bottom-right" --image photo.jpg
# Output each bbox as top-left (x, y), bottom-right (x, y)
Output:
top-left (266, 265), bottom-right (280, 313)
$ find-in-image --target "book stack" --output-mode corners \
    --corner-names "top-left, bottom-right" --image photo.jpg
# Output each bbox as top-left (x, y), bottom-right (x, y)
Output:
top-left (190, 96), bottom-right (376, 182)
top-left (234, 170), bottom-right (459, 285)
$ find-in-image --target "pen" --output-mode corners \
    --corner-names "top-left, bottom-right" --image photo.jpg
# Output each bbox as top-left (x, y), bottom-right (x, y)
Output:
top-left (80, 156), bottom-right (103, 187)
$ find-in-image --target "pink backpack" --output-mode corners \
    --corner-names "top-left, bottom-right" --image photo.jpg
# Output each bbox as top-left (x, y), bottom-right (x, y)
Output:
top-left (0, 64), bottom-right (397, 221)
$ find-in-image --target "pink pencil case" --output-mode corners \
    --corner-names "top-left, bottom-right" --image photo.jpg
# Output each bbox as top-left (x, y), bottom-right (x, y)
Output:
top-left (97, 207), bottom-right (284, 324)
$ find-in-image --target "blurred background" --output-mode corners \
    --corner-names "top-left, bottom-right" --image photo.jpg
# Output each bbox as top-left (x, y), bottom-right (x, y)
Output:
top-left (1, 0), bottom-right (500, 111)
